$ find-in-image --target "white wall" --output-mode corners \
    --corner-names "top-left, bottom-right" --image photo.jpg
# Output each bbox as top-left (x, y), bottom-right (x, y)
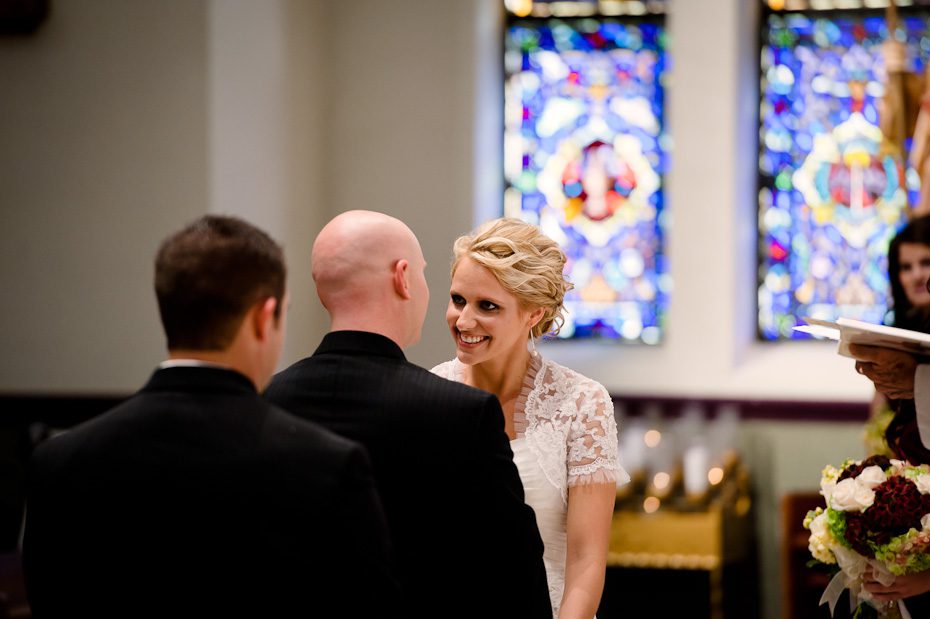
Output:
top-left (0, 0), bottom-right (208, 393)
top-left (207, 0), bottom-right (329, 367)
top-left (0, 0), bottom-right (874, 402)
top-left (322, 0), bottom-right (487, 368)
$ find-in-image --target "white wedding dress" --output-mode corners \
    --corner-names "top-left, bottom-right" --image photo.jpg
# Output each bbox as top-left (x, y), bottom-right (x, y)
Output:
top-left (432, 352), bottom-right (629, 617)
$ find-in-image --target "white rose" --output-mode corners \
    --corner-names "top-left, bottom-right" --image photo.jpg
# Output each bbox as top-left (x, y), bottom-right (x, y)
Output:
top-left (830, 478), bottom-right (875, 511)
top-left (853, 483), bottom-right (876, 510)
top-left (821, 478), bottom-right (837, 504)
top-left (809, 511), bottom-right (829, 538)
top-left (916, 474), bottom-right (930, 495)
top-left (808, 512), bottom-right (837, 564)
top-left (857, 466), bottom-right (886, 490)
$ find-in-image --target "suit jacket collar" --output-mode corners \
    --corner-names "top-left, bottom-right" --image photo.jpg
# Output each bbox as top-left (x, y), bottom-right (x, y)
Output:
top-left (314, 330), bottom-right (406, 361)
top-left (140, 365), bottom-right (258, 396)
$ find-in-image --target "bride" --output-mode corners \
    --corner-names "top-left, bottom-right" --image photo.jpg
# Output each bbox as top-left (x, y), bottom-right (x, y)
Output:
top-left (432, 218), bottom-right (629, 618)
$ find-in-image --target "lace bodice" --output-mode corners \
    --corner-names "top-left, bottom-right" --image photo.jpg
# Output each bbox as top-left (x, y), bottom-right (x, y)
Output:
top-left (433, 353), bottom-right (627, 616)
top-left (431, 353), bottom-right (629, 502)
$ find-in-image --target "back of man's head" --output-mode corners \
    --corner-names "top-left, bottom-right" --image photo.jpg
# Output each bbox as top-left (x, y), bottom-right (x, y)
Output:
top-left (155, 215), bottom-right (286, 351)
top-left (311, 210), bottom-right (428, 347)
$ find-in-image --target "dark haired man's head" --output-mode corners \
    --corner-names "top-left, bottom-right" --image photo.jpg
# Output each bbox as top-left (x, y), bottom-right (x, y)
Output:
top-left (155, 215), bottom-right (286, 351)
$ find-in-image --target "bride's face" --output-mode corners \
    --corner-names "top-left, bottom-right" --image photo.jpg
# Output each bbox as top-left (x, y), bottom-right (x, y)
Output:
top-left (446, 257), bottom-right (536, 366)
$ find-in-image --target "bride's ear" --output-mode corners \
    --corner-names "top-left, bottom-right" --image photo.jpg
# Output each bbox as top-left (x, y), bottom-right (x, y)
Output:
top-left (527, 306), bottom-right (545, 329)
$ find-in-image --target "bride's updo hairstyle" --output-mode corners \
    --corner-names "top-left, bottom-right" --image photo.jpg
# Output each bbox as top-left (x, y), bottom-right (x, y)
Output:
top-left (451, 218), bottom-right (573, 338)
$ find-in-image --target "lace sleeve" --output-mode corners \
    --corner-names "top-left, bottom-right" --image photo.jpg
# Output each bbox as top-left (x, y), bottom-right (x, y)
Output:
top-left (567, 380), bottom-right (629, 487)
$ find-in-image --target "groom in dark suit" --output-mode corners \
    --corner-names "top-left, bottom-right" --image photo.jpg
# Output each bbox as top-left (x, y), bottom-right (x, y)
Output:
top-left (264, 210), bottom-right (551, 618)
top-left (23, 215), bottom-right (398, 618)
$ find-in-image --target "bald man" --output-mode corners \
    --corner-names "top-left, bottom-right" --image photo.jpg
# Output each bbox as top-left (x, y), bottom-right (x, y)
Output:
top-left (265, 211), bottom-right (551, 618)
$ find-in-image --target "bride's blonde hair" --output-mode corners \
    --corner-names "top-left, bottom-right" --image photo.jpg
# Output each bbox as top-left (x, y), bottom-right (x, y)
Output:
top-left (451, 218), bottom-right (572, 338)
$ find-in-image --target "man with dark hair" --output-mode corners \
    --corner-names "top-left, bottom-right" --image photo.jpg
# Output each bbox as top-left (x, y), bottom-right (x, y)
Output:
top-left (23, 215), bottom-right (398, 618)
top-left (154, 215), bottom-right (287, 350)
top-left (264, 210), bottom-right (551, 618)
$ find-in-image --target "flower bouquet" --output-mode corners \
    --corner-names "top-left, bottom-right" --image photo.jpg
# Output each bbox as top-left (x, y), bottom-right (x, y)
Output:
top-left (804, 455), bottom-right (930, 618)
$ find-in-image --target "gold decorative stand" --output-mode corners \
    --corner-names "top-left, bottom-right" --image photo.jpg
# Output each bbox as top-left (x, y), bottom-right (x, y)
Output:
top-left (605, 458), bottom-right (755, 619)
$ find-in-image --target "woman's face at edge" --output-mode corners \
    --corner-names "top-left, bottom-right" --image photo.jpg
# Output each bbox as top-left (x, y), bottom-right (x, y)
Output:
top-left (898, 242), bottom-right (930, 310)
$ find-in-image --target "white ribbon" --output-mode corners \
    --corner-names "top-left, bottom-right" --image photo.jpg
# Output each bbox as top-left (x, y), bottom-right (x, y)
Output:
top-left (819, 546), bottom-right (910, 617)
top-left (820, 570), bottom-right (851, 616)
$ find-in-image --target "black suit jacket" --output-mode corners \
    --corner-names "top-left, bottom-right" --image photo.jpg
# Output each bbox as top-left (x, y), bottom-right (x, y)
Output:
top-left (23, 365), bottom-right (398, 618)
top-left (264, 331), bottom-right (551, 618)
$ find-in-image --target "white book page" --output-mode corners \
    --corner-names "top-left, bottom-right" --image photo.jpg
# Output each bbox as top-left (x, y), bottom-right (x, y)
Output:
top-left (795, 317), bottom-right (930, 359)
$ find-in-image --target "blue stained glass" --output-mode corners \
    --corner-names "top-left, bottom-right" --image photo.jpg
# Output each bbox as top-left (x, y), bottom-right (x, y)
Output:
top-left (504, 17), bottom-right (668, 343)
top-left (758, 11), bottom-right (930, 340)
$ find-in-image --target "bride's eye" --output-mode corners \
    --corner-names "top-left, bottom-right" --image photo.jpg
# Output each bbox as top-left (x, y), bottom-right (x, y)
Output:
top-left (451, 294), bottom-right (465, 306)
top-left (480, 300), bottom-right (499, 311)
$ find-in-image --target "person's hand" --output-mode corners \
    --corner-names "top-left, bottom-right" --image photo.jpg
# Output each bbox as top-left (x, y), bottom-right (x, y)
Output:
top-left (848, 344), bottom-right (918, 400)
top-left (863, 568), bottom-right (930, 601)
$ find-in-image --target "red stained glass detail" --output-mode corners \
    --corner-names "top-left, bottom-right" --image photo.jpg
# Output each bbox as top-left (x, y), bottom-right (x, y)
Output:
top-left (560, 140), bottom-right (639, 222)
top-left (770, 241), bottom-right (788, 261)
top-left (826, 160), bottom-right (887, 209)
top-left (584, 32), bottom-right (607, 48)
top-left (853, 23), bottom-right (865, 42)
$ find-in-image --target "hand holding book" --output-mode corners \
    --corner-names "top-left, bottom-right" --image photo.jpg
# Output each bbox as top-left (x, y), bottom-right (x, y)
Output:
top-left (795, 317), bottom-right (927, 400)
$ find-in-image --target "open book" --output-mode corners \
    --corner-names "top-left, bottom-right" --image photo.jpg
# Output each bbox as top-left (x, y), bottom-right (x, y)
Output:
top-left (794, 317), bottom-right (930, 359)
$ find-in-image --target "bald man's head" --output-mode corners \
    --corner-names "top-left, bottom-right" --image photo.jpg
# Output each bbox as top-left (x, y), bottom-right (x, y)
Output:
top-left (312, 210), bottom-right (429, 347)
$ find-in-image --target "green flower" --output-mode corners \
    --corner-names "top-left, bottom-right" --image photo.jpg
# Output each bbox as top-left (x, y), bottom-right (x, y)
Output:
top-left (863, 407), bottom-right (895, 458)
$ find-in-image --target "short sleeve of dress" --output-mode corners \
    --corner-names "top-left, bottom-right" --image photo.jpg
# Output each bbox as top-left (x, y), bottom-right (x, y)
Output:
top-left (566, 380), bottom-right (630, 488)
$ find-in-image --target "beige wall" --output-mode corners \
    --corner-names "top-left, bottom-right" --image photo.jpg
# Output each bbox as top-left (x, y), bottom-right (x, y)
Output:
top-left (0, 0), bottom-right (208, 393)
top-left (321, 0), bottom-right (485, 369)
top-left (207, 0), bottom-right (329, 368)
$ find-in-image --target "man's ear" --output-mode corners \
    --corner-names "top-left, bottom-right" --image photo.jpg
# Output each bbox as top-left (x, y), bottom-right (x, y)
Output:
top-left (392, 259), bottom-right (412, 300)
top-left (251, 297), bottom-right (278, 341)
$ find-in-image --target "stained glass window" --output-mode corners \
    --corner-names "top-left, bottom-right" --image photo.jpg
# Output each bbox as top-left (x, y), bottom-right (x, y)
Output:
top-left (758, 5), bottom-right (929, 340)
top-left (504, 10), bottom-right (668, 342)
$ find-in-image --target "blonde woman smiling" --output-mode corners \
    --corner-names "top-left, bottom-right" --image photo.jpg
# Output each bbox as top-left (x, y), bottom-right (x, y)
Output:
top-left (432, 218), bottom-right (629, 618)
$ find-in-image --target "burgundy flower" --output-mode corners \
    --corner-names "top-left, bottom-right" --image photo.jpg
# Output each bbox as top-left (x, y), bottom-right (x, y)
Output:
top-left (838, 455), bottom-right (892, 483)
top-left (840, 473), bottom-right (930, 557)
top-left (864, 476), bottom-right (925, 538)
top-left (844, 513), bottom-right (874, 557)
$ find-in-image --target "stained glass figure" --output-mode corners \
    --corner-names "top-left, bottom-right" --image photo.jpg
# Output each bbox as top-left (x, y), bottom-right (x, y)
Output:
top-left (504, 17), bottom-right (668, 342)
top-left (758, 10), bottom-right (929, 340)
